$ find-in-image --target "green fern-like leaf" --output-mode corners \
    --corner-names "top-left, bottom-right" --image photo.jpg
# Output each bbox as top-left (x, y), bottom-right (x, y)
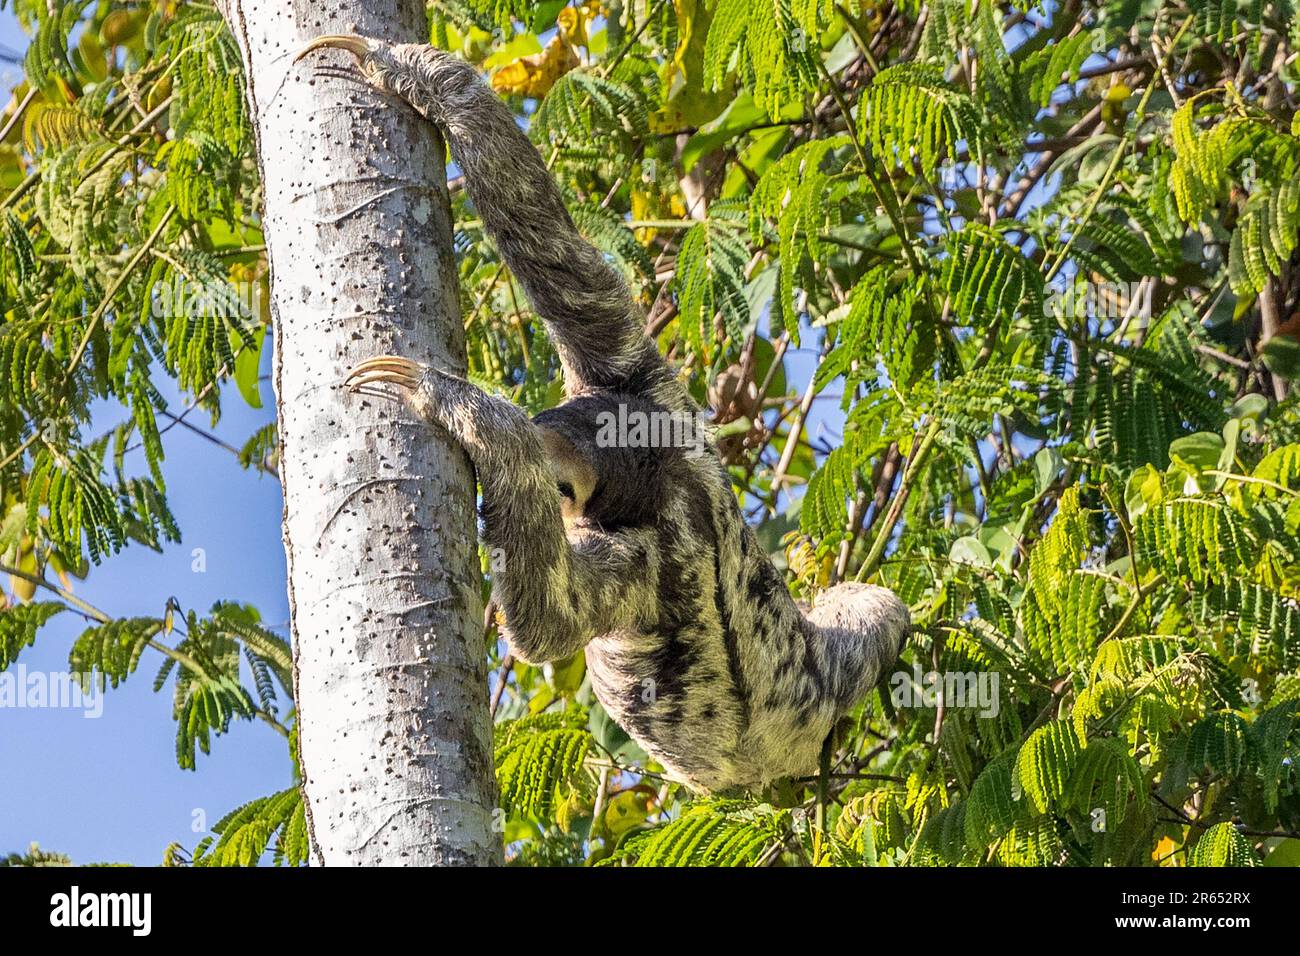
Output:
top-left (673, 218), bottom-right (752, 349)
top-left (1188, 821), bottom-right (1259, 866)
top-left (964, 752), bottom-right (1022, 849)
top-left (532, 71), bottom-right (649, 149)
top-left (0, 601), bottom-right (64, 670)
top-left (626, 800), bottom-right (787, 866)
top-left (68, 617), bottom-right (161, 689)
top-left (495, 708), bottom-right (593, 818)
top-left (1136, 499), bottom-right (1258, 585)
top-left (703, 0), bottom-right (823, 115)
top-left (749, 136), bottom-right (850, 339)
top-left (864, 63), bottom-right (983, 173)
top-left (1015, 721), bottom-right (1083, 815)
top-left (191, 787), bottom-right (308, 867)
top-left (941, 224), bottom-right (1045, 339)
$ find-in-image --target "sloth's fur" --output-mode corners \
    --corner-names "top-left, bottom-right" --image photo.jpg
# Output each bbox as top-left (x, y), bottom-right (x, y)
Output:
top-left (316, 38), bottom-right (911, 792)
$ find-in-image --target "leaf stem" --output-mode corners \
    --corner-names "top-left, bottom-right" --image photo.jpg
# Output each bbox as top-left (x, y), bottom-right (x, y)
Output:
top-left (856, 419), bottom-right (942, 581)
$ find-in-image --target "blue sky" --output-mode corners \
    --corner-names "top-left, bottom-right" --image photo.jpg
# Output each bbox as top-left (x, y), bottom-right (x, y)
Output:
top-left (0, 362), bottom-right (291, 866)
top-left (0, 6), bottom-right (290, 866)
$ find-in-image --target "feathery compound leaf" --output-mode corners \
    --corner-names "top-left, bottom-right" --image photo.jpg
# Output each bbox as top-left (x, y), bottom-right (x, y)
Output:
top-left (749, 136), bottom-right (850, 339)
top-left (1229, 170), bottom-right (1300, 295)
top-left (964, 752), bottom-right (1022, 848)
top-left (1016, 721), bottom-right (1083, 814)
top-left (627, 801), bottom-right (787, 866)
top-left (863, 63), bottom-right (983, 174)
top-left (208, 602), bottom-right (293, 694)
top-left (819, 265), bottom-right (926, 391)
top-left (569, 202), bottom-right (653, 283)
top-left (68, 617), bottom-right (161, 690)
top-left (1170, 107), bottom-right (1277, 224)
top-left (532, 71), bottom-right (649, 149)
top-left (1188, 822), bottom-right (1259, 866)
top-left (1249, 701), bottom-right (1298, 813)
top-left (1023, 32), bottom-right (1098, 108)
top-left (673, 219), bottom-right (752, 348)
top-left (494, 708), bottom-right (593, 818)
top-left (1021, 488), bottom-right (1109, 672)
top-left (237, 423), bottom-right (278, 474)
top-left (941, 224), bottom-right (1045, 336)
top-left (1064, 736), bottom-right (1146, 825)
top-left (1135, 499), bottom-right (1258, 585)
top-left (1184, 711), bottom-right (1251, 777)
top-left (1190, 580), bottom-right (1300, 669)
top-left (800, 442), bottom-right (862, 550)
top-left (915, 801), bottom-right (972, 864)
top-left (192, 787), bottom-right (307, 867)
top-left (996, 816), bottom-right (1066, 866)
top-left (0, 601), bottom-right (64, 671)
top-left (23, 103), bottom-right (103, 154)
top-left (703, 0), bottom-right (823, 115)
top-left (173, 671), bottom-right (256, 770)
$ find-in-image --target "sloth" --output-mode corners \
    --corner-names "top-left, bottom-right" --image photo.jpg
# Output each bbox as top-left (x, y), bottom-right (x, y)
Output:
top-left (299, 35), bottom-right (911, 793)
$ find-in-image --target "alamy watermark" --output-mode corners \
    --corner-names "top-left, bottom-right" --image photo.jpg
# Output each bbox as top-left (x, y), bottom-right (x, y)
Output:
top-left (0, 665), bottom-right (104, 718)
top-left (594, 403), bottom-right (710, 458)
top-left (49, 886), bottom-right (150, 936)
top-left (1044, 279), bottom-right (1152, 322)
top-left (890, 663), bottom-right (1000, 718)
top-left (149, 276), bottom-right (263, 321)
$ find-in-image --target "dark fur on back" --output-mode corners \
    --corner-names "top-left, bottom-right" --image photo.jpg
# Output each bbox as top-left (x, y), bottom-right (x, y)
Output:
top-left (321, 38), bottom-right (911, 791)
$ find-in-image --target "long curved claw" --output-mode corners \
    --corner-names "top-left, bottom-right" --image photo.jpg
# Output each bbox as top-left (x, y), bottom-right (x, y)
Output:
top-left (344, 355), bottom-right (425, 392)
top-left (294, 34), bottom-right (375, 65)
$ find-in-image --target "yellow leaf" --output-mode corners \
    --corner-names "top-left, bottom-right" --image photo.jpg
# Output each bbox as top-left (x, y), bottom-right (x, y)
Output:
top-left (490, 35), bottom-right (579, 98)
top-left (1152, 834), bottom-right (1179, 864)
top-left (557, 6), bottom-right (590, 47)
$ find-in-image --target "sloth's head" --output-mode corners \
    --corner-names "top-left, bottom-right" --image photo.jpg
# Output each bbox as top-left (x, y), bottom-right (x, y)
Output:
top-left (538, 424), bottom-right (599, 528)
top-left (535, 394), bottom-right (694, 532)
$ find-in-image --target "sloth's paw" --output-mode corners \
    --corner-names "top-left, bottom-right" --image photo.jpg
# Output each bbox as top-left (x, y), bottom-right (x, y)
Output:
top-left (344, 355), bottom-right (426, 397)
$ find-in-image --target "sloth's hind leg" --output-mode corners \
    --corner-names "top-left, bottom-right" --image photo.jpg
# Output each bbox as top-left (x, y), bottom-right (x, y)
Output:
top-left (805, 583), bottom-right (912, 712)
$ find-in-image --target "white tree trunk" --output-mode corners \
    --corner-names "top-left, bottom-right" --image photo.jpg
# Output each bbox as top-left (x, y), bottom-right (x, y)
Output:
top-left (220, 0), bottom-right (499, 865)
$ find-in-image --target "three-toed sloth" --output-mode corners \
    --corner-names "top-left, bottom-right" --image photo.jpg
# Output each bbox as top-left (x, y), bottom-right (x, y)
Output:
top-left (302, 35), bottom-right (911, 793)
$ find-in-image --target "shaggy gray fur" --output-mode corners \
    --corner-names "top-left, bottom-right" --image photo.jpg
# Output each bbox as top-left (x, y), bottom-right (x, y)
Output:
top-left (322, 38), bottom-right (911, 792)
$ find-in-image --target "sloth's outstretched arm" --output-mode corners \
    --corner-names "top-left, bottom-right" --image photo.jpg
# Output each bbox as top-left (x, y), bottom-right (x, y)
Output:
top-left (347, 357), bottom-right (652, 663)
top-left (299, 36), bottom-right (681, 406)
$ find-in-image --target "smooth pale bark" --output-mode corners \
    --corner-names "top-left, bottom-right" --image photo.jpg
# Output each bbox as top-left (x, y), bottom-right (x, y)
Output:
top-left (220, 0), bottom-right (499, 865)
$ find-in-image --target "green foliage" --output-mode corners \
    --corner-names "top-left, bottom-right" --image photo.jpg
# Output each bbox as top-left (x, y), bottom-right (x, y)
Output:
top-left (610, 801), bottom-right (787, 866)
top-left (0, 599), bottom-right (62, 669)
top-left (864, 64), bottom-right (983, 173)
top-left (1188, 822), bottom-right (1260, 866)
top-left (0, 842), bottom-right (72, 866)
top-left (673, 216), bottom-right (752, 348)
top-left (494, 708), bottom-right (594, 819)
top-left (69, 616), bottom-right (160, 689)
top-left (7, 0), bottom-right (1300, 869)
top-left (475, 0), bottom-right (1300, 867)
top-left (189, 788), bottom-right (309, 867)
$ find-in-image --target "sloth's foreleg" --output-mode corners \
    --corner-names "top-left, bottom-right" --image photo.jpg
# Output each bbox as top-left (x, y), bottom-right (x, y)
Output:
top-left (345, 355), bottom-right (642, 663)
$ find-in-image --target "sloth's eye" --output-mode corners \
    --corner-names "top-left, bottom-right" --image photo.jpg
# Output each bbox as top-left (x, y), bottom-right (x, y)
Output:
top-left (556, 480), bottom-right (576, 501)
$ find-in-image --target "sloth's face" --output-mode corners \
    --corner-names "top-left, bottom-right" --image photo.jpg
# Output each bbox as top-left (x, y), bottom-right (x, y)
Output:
top-left (534, 394), bottom-right (682, 534)
top-left (539, 426), bottom-right (597, 528)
